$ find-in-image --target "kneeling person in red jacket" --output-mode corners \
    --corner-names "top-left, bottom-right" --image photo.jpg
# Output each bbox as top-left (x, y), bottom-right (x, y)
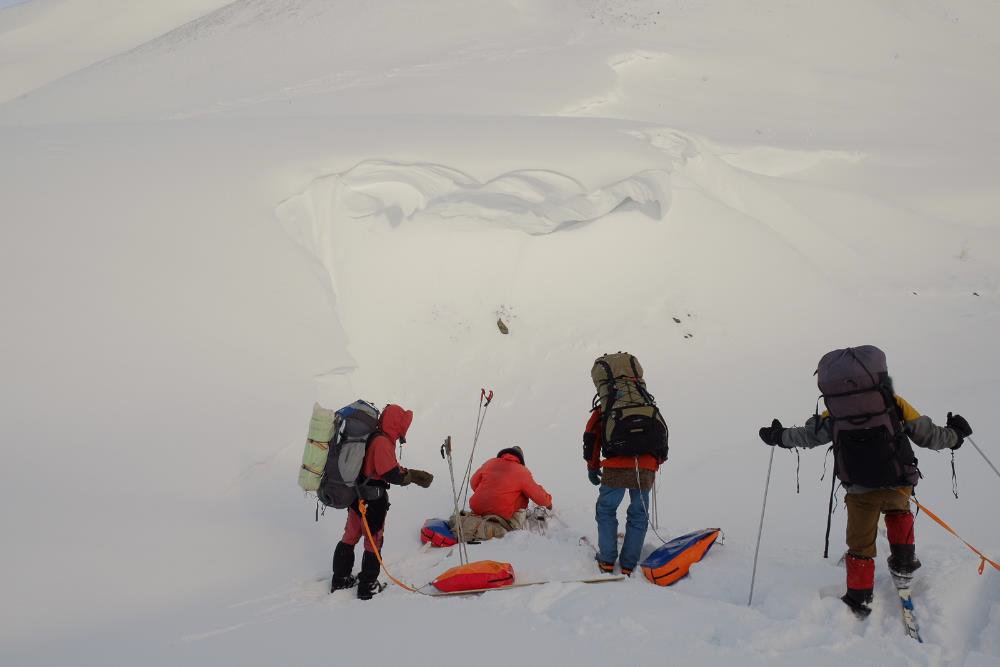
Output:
top-left (452, 446), bottom-right (553, 541)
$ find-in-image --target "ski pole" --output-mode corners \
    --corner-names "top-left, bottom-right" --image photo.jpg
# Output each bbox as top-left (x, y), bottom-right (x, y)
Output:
top-left (823, 471), bottom-right (836, 558)
top-left (748, 447), bottom-right (775, 607)
top-left (459, 388), bottom-right (493, 508)
top-left (458, 390), bottom-right (486, 501)
top-left (967, 436), bottom-right (1000, 481)
top-left (440, 436), bottom-right (468, 564)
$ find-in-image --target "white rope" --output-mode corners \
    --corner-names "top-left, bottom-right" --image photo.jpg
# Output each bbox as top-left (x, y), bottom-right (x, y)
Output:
top-left (651, 472), bottom-right (660, 530)
top-left (635, 457), bottom-right (670, 546)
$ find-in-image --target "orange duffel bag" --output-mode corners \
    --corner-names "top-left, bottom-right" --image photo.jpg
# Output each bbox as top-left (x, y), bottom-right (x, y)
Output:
top-left (432, 560), bottom-right (515, 593)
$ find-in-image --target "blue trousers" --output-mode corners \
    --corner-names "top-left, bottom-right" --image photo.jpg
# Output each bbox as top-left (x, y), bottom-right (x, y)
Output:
top-left (595, 484), bottom-right (650, 571)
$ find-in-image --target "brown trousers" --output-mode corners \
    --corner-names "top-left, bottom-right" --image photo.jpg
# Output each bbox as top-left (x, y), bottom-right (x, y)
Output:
top-left (601, 467), bottom-right (655, 490)
top-left (845, 487), bottom-right (912, 558)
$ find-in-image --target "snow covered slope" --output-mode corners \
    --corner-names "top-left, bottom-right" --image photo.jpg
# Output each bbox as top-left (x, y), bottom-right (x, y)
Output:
top-left (1, 1), bottom-right (998, 665)
top-left (0, 0), bottom-right (233, 102)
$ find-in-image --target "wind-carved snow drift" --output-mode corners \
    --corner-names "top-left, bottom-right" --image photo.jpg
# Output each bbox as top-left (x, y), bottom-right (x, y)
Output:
top-left (277, 159), bottom-right (671, 239)
top-left (275, 159), bottom-right (672, 398)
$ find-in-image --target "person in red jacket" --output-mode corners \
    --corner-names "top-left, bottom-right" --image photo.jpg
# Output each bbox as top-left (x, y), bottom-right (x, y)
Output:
top-left (452, 446), bottom-right (552, 540)
top-left (584, 408), bottom-right (660, 576)
top-left (332, 404), bottom-right (433, 599)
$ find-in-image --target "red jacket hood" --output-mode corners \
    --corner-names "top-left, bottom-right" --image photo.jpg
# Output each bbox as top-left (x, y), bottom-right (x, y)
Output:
top-left (380, 404), bottom-right (413, 442)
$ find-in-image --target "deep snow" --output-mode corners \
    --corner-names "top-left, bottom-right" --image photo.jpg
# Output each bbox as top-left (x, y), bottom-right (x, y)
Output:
top-left (1, 1), bottom-right (998, 665)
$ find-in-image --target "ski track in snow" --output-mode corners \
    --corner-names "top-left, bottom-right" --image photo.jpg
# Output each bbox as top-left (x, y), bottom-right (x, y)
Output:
top-left (176, 527), bottom-right (985, 666)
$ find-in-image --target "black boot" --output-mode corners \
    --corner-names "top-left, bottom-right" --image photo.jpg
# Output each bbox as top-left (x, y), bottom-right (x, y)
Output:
top-left (887, 544), bottom-right (921, 578)
top-left (331, 541), bottom-right (356, 593)
top-left (357, 551), bottom-right (382, 600)
top-left (841, 587), bottom-right (873, 618)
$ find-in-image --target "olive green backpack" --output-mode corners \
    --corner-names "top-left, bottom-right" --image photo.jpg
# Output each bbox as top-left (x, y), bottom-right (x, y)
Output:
top-left (591, 352), bottom-right (668, 462)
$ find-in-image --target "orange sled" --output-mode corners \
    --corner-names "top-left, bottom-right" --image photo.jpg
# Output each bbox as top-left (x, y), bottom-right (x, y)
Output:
top-left (641, 528), bottom-right (720, 586)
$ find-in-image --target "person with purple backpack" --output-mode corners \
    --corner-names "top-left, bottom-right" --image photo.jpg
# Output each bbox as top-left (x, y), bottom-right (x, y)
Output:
top-left (757, 345), bottom-right (972, 616)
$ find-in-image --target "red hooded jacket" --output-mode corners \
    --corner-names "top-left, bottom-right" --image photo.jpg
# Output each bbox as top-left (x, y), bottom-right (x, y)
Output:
top-left (469, 454), bottom-right (552, 520)
top-left (363, 404), bottom-right (413, 481)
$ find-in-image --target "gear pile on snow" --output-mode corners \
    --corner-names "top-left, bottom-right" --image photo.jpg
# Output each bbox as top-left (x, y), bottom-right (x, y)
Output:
top-left (420, 518), bottom-right (458, 547)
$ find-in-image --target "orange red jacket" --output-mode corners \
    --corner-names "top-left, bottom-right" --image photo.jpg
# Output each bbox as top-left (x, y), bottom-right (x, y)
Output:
top-left (585, 408), bottom-right (660, 472)
top-left (469, 454), bottom-right (552, 520)
top-left (362, 403), bottom-right (412, 481)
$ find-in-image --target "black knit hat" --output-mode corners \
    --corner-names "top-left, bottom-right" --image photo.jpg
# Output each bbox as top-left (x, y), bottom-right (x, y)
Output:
top-left (496, 446), bottom-right (524, 465)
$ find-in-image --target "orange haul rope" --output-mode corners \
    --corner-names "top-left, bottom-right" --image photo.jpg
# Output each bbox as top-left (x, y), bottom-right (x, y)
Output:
top-left (897, 489), bottom-right (1000, 575)
top-left (359, 500), bottom-right (431, 595)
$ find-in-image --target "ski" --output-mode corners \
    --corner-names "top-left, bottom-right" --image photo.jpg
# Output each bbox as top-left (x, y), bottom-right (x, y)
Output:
top-left (892, 574), bottom-right (923, 643)
top-left (578, 534), bottom-right (625, 551)
top-left (429, 575), bottom-right (625, 597)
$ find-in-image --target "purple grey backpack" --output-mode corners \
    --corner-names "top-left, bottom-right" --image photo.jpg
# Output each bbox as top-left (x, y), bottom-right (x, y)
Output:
top-left (816, 346), bottom-right (918, 487)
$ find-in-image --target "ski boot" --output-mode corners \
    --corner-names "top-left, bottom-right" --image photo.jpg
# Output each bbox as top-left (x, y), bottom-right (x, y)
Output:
top-left (885, 511), bottom-right (919, 582)
top-left (887, 544), bottom-right (921, 582)
top-left (620, 566), bottom-right (634, 578)
top-left (595, 554), bottom-right (615, 574)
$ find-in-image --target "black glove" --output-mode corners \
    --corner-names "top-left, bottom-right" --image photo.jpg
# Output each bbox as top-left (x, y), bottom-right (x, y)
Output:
top-left (758, 419), bottom-right (786, 447)
top-left (403, 469), bottom-right (434, 488)
top-left (588, 469), bottom-right (602, 486)
top-left (946, 412), bottom-right (972, 449)
top-left (582, 432), bottom-right (597, 462)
